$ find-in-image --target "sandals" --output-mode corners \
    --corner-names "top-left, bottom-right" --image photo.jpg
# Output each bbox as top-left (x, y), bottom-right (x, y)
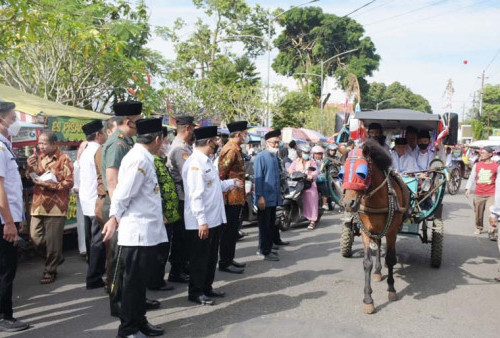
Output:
top-left (40, 273), bottom-right (56, 284)
top-left (307, 222), bottom-right (316, 230)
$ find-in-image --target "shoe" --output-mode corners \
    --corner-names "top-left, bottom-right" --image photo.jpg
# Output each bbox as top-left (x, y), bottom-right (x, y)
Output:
top-left (205, 289), bottom-right (225, 298)
top-left (86, 279), bottom-right (106, 290)
top-left (231, 260), bottom-right (246, 268)
top-left (0, 318), bottom-right (29, 332)
top-left (145, 298), bottom-right (161, 311)
top-left (256, 250), bottom-right (278, 256)
top-left (322, 204), bottom-right (329, 211)
top-left (168, 273), bottom-right (190, 283)
top-left (494, 276), bottom-right (500, 282)
top-left (272, 244), bottom-right (280, 250)
top-left (149, 282), bottom-right (175, 291)
top-left (263, 253), bottom-right (280, 261)
top-left (219, 265), bottom-right (244, 274)
top-left (139, 322), bottom-right (164, 336)
top-left (238, 230), bottom-right (247, 239)
top-left (473, 229), bottom-right (482, 235)
top-left (189, 295), bottom-right (215, 305)
top-left (116, 331), bottom-right (147, 338)
top-left (275, 240), bottom-right (290, 246)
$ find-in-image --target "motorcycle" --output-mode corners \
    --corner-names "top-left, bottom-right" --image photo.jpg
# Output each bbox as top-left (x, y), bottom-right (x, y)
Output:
top-left (323, 158), bottom-right (344, 211)
top-left (276, 167), bottom-right (323, 231)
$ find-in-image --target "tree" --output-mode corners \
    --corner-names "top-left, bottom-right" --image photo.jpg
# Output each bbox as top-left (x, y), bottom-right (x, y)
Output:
top-left (0, 0), bottom-right (166, 115)
top-left (482, 84), bottom-right (500, 130)
top-left (363, 81), bottom-right (432, 113)
top-left (272, 7), bottom-right (380, 100)
top-left (272, 90), bottom-right (313, 129)
top-left (156, 0), bottom-right (267, 122)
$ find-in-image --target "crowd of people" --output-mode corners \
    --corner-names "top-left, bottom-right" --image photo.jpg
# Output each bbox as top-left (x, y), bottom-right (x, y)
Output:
top-left (1, 100), bottom-right (500, 336)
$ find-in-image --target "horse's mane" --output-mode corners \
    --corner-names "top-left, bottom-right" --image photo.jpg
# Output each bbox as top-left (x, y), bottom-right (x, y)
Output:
top-left (362, 138), bottom-right (393, 172)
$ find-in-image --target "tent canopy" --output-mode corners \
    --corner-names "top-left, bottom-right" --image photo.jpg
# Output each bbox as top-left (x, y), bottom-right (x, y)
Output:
top-left (0, 84), bottom-right (109, 120)
top-left (354, 109), bottom-right (441, 131)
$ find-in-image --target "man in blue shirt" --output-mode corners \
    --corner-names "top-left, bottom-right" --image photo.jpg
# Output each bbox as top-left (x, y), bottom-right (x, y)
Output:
top-left (254, 130), bottom-right (282, 261)
top-left (0, 102), bottom-right (29, 332)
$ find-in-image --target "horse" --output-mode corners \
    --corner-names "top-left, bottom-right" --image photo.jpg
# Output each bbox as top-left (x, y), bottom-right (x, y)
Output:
top-left (342, 139), bottom-right (410, 314)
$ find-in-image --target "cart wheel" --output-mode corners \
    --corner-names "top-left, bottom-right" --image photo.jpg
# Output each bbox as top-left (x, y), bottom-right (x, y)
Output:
top-left (341, 223), bottom-right (354, 258)
top-left (447, 166), bottom-right (461, 195)
top-left (431, 219), bottom-right (444, 268)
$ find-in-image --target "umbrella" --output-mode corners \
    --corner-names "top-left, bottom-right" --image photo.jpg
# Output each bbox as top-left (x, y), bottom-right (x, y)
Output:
top-left (283, 127), bottom-right (310, 142)
top-left (300, 128), bottom-right (327, 143)
top-left (248, 126), bottom-right (271, 136)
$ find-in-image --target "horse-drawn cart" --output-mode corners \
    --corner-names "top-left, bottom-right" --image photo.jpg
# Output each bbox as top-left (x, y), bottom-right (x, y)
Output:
top-left (340, 109), bottom-right (454, 268)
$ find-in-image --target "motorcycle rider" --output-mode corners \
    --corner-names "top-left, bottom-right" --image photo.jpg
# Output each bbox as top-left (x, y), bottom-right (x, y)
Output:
top-left (288, 144), bottom-right (319, 230)
top-left (312, 145), bottom-right (329, 211)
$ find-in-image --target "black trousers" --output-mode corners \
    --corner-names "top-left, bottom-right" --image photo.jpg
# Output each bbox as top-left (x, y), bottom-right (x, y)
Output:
top-left (187, 226), bottom-right (221, 297)
top-left (0, 223), bottom-right (18, 320)
top-left (84, 216), bottom-right (106, 287)
top-left (117, 246), bottom-right (150, 336)
top-left (258, 207), bottom-right (276, 255)
top-left (169, 201), bottom-right (189, 276)
top-left (147, 223), bottom-right (173, 289)
top-left (219, 205), bottom-right (242, 268)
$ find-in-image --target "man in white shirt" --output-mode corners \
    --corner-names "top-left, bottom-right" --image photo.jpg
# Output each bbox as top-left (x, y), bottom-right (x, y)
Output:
top-left (102, 118), bottom-right (167, 338)
top-left (0, 102), bottom-right (29, 333)
top-left (414, 130), bottom-right (434, 171)
top-left (79, 120), bottom-right (107, 290)
top-left (405, 126), bottom-right (419, 158)
top-left (391, 138), bottom-right (419, 174)
top-left (183, 126), bottom-right (242, 306)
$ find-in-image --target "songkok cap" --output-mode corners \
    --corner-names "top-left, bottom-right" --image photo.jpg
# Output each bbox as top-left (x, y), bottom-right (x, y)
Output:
top-left (194, 126), bottom-right (218, 140)
top-left (227, 121), bottom-right (248, 133)
top-left (264, 129), bottom-right (281, 140)
top-left (0, 102), bottom-right (15, 113)
top-left (417, 130), bottom-right (430, 139)
top-left (113, 101), bottom-right (142, 116)
top-left (176, 115), bottom-right (196, 126)
top-left (136, 118), bottom-right (162, 135)
top-left (368, 122), bottom-right (382, 131)
top-left (395, 137), bottom-right (408, 145)
top-left (81, 120), bottom-right (103, 136)
top-left (483, 146), bottom-right (494, 154)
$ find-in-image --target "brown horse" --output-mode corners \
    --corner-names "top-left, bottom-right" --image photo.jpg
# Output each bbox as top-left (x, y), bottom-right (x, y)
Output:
top-left (342, 139), bottom-right (410, 314)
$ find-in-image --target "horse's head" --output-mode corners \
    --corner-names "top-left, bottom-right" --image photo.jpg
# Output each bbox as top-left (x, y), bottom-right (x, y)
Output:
top-left (340, 148), bottom-right (370, 212)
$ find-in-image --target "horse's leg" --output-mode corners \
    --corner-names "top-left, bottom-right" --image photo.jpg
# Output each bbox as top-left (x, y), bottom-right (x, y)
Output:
top-left (386, 231), bottom-right (398, 301)
top-left (373, 238), bottom-right (382, 282)
top-left (361, 233), bottom-right (375, 314)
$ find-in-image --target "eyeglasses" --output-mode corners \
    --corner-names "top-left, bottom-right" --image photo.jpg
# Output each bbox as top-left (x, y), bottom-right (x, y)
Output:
top-left (267, 140), bottom-right (280, 146)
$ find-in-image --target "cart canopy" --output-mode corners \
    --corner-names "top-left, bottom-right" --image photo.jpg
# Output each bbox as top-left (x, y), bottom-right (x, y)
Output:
top-left (354, 109), bottom-right (441, 131)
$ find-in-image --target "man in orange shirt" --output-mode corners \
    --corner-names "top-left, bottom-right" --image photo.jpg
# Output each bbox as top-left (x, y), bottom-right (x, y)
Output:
top-left (27, 132), bottom-right (74, 284)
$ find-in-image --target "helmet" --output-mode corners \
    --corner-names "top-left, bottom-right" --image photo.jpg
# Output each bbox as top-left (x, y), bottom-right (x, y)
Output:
top-left (327, 144), bottom-right (338, 151)
top-left (311, 145), bottom-right (324, 154)
top-left (298, 144), bottom-right (311, 154)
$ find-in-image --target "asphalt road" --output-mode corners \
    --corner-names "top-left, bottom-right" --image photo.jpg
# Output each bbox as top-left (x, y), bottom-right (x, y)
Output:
top-left (2, 189), bottom-right (499, 338)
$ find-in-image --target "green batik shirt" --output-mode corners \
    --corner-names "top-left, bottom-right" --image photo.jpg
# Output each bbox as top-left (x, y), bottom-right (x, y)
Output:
top-left (154, 155), bottom-right (181, 223)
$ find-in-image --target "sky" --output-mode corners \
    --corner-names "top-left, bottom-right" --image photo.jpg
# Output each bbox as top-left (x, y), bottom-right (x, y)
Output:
top-left (144, 0), bottom-right (500, 118)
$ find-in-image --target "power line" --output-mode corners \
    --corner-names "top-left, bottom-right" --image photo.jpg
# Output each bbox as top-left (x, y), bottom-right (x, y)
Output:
top-left (484, 46), bottom-right (500, 72)
top-left (363, 0), bottom-right (447, 26)
top-left (343, 0), bottom-right (377, 18)
top-left (350, 0), bottom-right (398, 18)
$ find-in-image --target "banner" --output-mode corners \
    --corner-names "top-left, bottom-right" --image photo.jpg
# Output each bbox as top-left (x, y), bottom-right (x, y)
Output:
top-left (12, 128), bottom-right (38, 143)
top-left (48, 117), bottom-right (91, 142)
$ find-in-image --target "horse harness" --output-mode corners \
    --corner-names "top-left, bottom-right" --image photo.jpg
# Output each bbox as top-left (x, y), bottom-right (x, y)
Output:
top-left (351, 156), bottom-right (408, 240)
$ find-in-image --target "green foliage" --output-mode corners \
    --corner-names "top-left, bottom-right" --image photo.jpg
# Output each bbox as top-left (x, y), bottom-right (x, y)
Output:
top-left (0, 0), bottom-right (166, 115)
top-left (272, 7), bottom-right (380, 99)
top-left (363, 81), bottom-right (432, 113)
top-left (272, 90), bottom-right (314, 129)
top-left (471, 119), bottom-right (485, 140)
top-left (481, 84), bottom-right (500, 129)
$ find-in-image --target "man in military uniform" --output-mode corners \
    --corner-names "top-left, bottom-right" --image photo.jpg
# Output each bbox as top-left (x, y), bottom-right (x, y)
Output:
top-left (102, 118), bottom-right (167, 338)
top-left (101, 101), bottom-right (159, 317)
top-left (217, 121), bottom-right (248, 274)
top-left (183, 126), bottom-right (242, 305)
top-left (166, 116), bottom-right (196, 283)
top-left (0, 102), bottom-right (29, 332)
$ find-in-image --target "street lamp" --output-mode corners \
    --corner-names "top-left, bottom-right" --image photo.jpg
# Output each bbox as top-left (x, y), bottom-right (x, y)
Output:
top-left (376, 98), bottom-right (395, 110)
top-left (265, 0), bottom-right (320, 127)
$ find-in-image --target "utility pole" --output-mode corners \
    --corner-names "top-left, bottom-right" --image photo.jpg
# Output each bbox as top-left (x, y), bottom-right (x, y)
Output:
top-left (478, 70), bottom-right (485, 117)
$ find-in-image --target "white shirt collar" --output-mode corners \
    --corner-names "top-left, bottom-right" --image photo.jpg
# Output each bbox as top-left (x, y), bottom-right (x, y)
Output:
top-left (135, 143), bottom-right (154, 162)
top-left (193, 148), bottom-right (210, 163)
top-left (0, 133), bottom-right (11, 146)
